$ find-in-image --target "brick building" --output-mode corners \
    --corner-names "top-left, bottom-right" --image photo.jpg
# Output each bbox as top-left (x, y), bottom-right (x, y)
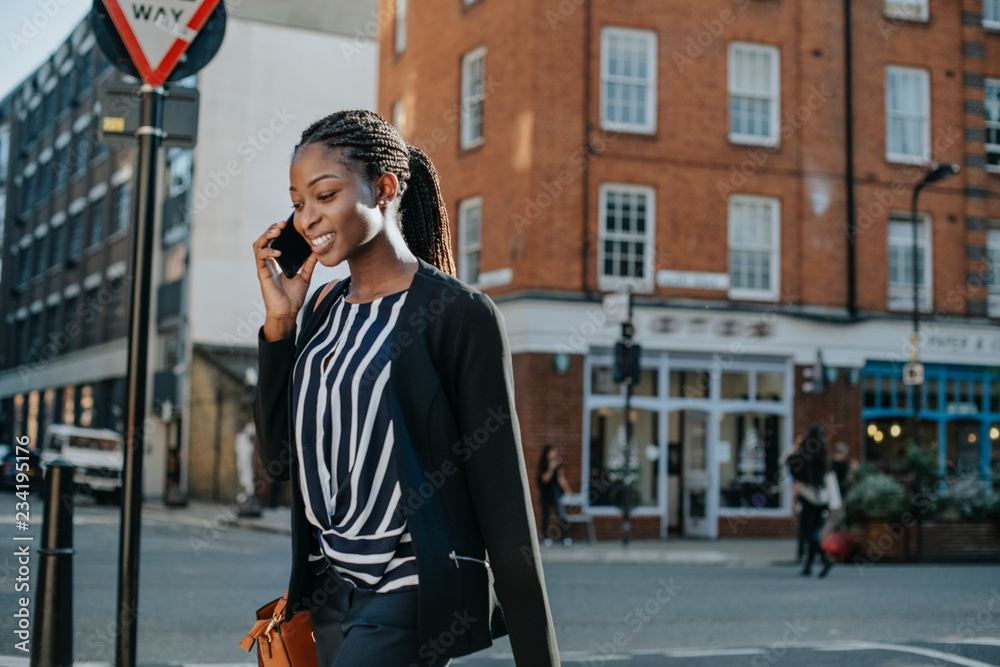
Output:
top-left (379, 0), bottom-right (1000, 539)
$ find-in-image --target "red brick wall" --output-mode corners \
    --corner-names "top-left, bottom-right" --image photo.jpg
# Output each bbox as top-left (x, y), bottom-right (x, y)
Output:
top-left (793, 365), bottom-right (863, 464)
top-left (379, 0), bottom-right (999, 313)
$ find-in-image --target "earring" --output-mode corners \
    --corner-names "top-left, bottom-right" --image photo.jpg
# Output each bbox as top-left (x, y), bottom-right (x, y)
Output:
top-left (379, 200), bottom-right (386, 206)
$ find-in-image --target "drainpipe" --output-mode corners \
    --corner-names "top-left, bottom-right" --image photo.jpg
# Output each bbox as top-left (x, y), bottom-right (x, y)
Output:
top-left (581, 0), bottom-right (593, 297)
top-left (844, 0), bottom-right (858, 319)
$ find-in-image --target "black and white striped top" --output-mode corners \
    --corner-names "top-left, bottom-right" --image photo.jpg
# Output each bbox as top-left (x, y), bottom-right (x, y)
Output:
top-left (291, 287), bottom-right (418, 593)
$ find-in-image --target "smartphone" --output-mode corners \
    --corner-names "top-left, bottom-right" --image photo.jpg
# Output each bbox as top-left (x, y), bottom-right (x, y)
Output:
top-left (267, 212), bottom-right (313, 279)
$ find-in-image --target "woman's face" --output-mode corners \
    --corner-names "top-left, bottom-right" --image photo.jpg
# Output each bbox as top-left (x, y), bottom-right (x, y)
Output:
top-left (288, 144), bottom-right (388, 267)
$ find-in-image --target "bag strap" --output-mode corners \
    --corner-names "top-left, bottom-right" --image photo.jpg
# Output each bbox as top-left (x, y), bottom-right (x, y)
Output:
top-left (238, 591), bottom-right (290, 652)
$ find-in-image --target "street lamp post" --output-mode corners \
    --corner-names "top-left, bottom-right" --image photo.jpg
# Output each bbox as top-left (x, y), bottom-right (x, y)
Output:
top-left (909, 162), bottom-right (959, 447)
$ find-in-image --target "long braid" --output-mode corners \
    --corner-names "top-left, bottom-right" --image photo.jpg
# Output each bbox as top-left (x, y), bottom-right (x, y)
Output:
top-left (294, 110), bottom-right (456, 276)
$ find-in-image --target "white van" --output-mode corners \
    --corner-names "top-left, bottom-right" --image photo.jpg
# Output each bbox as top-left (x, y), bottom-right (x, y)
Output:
top-left (41, 424), bottom-right (124, 503)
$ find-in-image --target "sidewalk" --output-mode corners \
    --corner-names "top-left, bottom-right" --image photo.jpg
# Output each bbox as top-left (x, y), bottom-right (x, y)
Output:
top-left (141, 500), bottom-right (797, 567)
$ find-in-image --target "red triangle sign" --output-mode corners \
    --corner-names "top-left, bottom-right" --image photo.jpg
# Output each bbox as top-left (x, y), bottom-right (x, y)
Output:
top-left (103, 0), bottom-right (222, 86)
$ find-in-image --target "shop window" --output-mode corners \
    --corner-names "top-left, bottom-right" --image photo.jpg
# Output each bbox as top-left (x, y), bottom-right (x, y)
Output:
top-left (670, 369), bottom-right (710, 399)
top-left (865, 418), bottom-right (937, 474)
top-left (721, 372), bottom-right (748, 399)
top-left (946, 420), bottom-right (981, 477)
top-left (864, 376), bottom-right (878, 408)
top-left (880, 377), bottom-right (892, 410)
top-left (719, 412), bottom-right (784, 509)
top-left (926, 376), bottom-right (940, 411)
top-left (588, 406), bottom-right (659, 507)
top-left (756, 372), bottom-right (784, 402)
top-left (991, 380), bottom-right (999, 413)
top-left (991, 424), bottom-right (999, 478)
top-left (79, 384), bottom-right (94, 427)
top-left (590, 365), bottom-right (658, 397)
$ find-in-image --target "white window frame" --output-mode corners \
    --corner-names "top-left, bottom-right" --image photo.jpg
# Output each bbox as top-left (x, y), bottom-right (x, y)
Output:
top-left (885, 66), bottom-right (931, 164)
top-left (887, 212), bottom-right (933, 313)
top-left (460, 47), bottom-right (486, 149)
top-left (884, 0), bottom-right (929, 21)
top-left (392, 99), bottom-right (406, 137)
top-left (985, 0), bottom-right (1000, 30)
top-left (114, 182), bottom-right (132, 234)
top-left (988, 228), bottom-right (1000, 317)
top-left (458, 196), bottom-right (482, 286)
top-left (986, 78), bottom-right (1000, 173)
top-left (600, 27), bottom-right (657, 135)
top-left (728, 195), bottom-right (781, 302)
top-left (394, 0), bottom-right (407, 55)
top-left (727, 42), bottom-right (781, 147)
top-left (597, 183), bottom-right (656, 294)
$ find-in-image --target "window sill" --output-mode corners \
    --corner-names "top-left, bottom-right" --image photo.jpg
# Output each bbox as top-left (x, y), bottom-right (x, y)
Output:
top-left (728, 289), bottom-right (781, 303)
top-left (886, 154), bottom-right (931, 167)
top-left (883, 12), bottom-right (929, 23)
top-left (597, 277), bottom-right (654, 294)
top-left (599, 120), bottom-right (656, 136)
top-left (459, 137), bottom-right (485, 152)
top-left (983, 19), bottom-right (1000, 31)
top-left (107, 228), bottom-right (129, 242)
top-left (728, 133), bottom-right (780, 149)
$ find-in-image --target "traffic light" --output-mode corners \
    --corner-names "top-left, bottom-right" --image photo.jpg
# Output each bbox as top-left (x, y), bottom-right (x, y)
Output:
top-left (613, 342), bottom-right (641, 384)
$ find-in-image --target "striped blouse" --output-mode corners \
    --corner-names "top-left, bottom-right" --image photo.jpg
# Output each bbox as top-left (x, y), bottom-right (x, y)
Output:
top-left (291, 287), bottom-right (419, 593)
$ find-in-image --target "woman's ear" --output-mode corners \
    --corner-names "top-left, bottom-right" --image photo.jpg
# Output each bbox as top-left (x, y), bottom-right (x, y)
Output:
top-left (376, 172), bottom-right (400, 205)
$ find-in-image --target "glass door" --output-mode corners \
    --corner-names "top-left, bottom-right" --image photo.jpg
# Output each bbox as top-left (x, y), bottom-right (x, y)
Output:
top-left (683, 410), bottom-right (716, 538)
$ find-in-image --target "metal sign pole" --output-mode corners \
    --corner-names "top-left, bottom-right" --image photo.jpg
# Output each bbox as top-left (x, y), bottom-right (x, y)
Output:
top-left (115, 83), bottom-right (164, 667)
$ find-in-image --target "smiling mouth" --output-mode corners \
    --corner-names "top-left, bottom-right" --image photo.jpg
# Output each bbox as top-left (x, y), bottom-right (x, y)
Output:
top-left (310, 232), bottom-right (335, 251)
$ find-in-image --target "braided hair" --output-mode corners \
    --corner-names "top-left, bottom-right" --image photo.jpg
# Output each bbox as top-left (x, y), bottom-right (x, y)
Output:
top-left (293, 109), bottom-right (456, 276)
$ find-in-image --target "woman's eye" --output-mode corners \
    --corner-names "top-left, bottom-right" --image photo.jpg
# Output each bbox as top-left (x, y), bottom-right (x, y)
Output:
top-left (318, 192), bottom-right (336, 201)
top-left (291, 203), bottom-right (302, 210)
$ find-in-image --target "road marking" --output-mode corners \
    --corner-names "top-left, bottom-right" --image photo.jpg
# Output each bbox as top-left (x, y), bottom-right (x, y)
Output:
top-left (932, 638), bottom-right (1000, 647)
top-left (811, 640), bottom-right (999, 667)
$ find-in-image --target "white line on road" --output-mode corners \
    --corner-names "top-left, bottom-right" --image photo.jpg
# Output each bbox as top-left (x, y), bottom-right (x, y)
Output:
top-left (811, 640), bottom-right (999, 667)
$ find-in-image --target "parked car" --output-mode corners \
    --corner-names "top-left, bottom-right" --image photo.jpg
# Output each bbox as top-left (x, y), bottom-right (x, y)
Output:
top-left (39, 424), bottom-right (124, 504)
top-left (1, 443), bottom-right (43, 492)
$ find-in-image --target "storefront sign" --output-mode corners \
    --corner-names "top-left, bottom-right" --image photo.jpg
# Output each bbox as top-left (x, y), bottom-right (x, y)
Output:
top-left (923, 333), bottom-right (1000, 354)
top-left (651, 316), bottom-right (774, 339)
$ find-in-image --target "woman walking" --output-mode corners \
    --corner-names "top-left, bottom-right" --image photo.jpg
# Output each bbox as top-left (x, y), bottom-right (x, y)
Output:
top-left (537, 445), bottom-right (573, 547)
top-left (784, 424), bottom-right (833, 578)
top-left (251, 110), bottom-right (560, 665)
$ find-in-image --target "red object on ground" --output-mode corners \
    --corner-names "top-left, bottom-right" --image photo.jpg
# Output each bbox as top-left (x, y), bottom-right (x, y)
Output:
top-left (822, 531), bottom-right (856, 564)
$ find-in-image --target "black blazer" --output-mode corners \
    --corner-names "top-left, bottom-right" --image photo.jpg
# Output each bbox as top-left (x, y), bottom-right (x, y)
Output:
top-left (253, 258), bottom-right (560, 665)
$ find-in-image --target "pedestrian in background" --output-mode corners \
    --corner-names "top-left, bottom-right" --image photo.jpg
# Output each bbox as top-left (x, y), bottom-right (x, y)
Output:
top-left (252, 110), bottom-right (560, 666)
top-left (537, 444), bottom-right (573, 547)
top-left (784, 424), bottom-right (833, 578)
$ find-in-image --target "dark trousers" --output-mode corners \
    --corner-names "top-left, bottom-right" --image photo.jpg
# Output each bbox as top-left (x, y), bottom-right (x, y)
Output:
top-left (540, 493), bottom-right (568, 541)
top-left (799, 500), bottom-right (830, 571)
top-left (311, 565), bottom-right (450, 667)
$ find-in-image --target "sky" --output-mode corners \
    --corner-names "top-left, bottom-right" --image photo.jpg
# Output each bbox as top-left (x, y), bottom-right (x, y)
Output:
top-left (1, 0), bottom-right (91, 99)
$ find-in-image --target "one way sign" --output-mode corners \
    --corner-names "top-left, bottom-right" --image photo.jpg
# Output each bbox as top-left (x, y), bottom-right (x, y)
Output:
top-left (103, 0), bottom-right (223, 86)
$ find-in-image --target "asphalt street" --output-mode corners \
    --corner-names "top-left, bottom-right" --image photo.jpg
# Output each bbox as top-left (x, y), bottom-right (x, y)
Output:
top-left (0, 492), bottom-right (998, 666)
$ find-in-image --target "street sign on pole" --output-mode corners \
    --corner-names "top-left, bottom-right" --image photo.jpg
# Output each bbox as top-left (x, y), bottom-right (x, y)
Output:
top-left (903, 362), bottom-right (924, 386)
top-left (97, 0), bottom-right (223, 86)
top-left (91, 3), bottom-right (225, 667)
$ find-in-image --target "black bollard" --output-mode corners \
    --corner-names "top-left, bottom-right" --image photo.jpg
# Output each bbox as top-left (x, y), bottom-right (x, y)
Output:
top-left (31, 460), bottom-right (75, 667)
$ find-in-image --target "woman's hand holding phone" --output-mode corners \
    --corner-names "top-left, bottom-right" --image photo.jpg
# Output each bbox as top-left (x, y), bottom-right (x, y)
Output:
top-left (252, 214), bottom-right (319, 341)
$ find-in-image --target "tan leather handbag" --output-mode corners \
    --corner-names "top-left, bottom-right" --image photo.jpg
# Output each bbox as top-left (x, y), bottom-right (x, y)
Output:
top-left (239, 592), bottom-right (318, 667)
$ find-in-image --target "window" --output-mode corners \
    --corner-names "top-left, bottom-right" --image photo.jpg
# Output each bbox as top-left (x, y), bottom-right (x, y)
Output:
top-left (392, 99), bottom-right (406, 136)
top-left (64, 296), bottom-right (77, 349)
top-left (60, 73), bottom-right (73, 111)
top-left (458, 197), bottom-right (482, 285)
top-left (77, 57), bottom-right (90, 94)
top-left (75, 133), bottom-right (89, 174)
top-left (600, 27), bottom-right (657, 134)
top-left (112, 183), bottom-right (132, 233)
top-left (985, 0), bottom-right (1000, 28)
top-left (728, 42), bottom-right (780, 146)
top-left (598, 184), bottom-right (655, 292)
top-left (987, 79), bottom-right (1000, 173)
top-left (0, 130), bottom-right (8, 184)
top-left (43, 91), bottom-right (55, 128)
top-left (728, 195), bottom-right (780, 301)
top-left (107, 277), bottom-right (127, 340)
top-left (886, 66), bottom-right (930, 163)
top-left (37, 162), bottom-right (50, 202)
top-left (55, 147), bottom-right (67, 186)
top-left (395, 0), bottom-right (407, 55)
top-left (89, 197), bottom-right (105, 247)
top-left (50, 223), bottom-right (63, 268)
top-left (887, 212), bottom-right (932, 311)
top-left (82, 289), bottom-right (98, 346)
top-left (68, 212), bottom-right (83, 259)
top-left (885, 0), bottom-right (928, 21)
top-left (460, 47), bottom-right (486, 149)
top-left (34, 235), bottom-right (47, 276)
top-left (988, 229), bottom-right (1000, 317)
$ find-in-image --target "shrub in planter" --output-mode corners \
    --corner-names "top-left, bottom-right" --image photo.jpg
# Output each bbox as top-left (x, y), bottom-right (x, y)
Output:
top-left (845, 472), bottom-right (906, 523)
top-left (939, 477), bottom-right (1000, 521)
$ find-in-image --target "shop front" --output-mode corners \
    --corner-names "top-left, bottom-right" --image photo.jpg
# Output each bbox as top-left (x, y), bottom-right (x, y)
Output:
top-left (583, 350), bottom-right (793, 538)
top-left (862, 361), bottom-right (1000, 480)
